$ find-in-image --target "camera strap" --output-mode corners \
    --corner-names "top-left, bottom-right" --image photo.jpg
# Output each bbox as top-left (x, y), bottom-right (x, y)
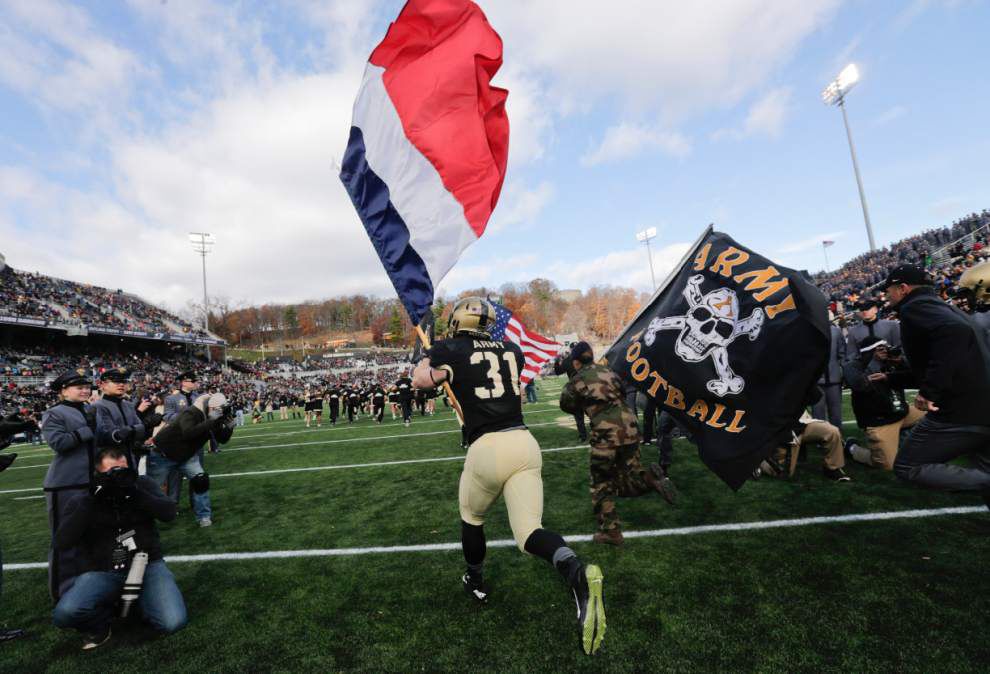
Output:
top-left (111, 529), bottom-right (137, 572)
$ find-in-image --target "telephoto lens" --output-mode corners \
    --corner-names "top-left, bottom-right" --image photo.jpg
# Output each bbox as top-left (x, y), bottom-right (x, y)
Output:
top-left (120, 552), bottom-right (149, 618)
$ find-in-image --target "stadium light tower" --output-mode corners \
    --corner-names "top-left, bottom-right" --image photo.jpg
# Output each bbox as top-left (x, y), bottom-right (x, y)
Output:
top-left (189, 232), bottom-right (215, 331)
top-left (822, 63), bottom-right (876, 252)
top-left (636, 227), bottom-right (658, 290)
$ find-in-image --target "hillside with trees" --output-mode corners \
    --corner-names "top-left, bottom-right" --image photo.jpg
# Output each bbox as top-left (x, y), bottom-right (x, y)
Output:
top-left (206, 279), bottom-right (648, 350)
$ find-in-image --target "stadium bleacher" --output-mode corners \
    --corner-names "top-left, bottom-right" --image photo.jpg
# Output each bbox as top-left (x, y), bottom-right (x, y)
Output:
top-left (0, 264), bottom-right (216, 344)
top-left (813, 209), bottom-right (990, 312)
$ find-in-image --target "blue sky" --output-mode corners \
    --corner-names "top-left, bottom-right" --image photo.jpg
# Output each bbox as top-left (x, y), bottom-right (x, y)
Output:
top-left (1, 0), bottom-right (988, 313)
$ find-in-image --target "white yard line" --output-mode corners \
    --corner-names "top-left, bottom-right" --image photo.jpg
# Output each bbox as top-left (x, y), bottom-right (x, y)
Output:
top-left (2, 413), bottom-right (573, 472)
top-left (231, 406), bottom-right (560, 443)
top-left (210, 445), bottom-right (585, 478)
top-left (220, 420), bottom-right (559, 454)
top-left (5, 505), bottom-right (983, 571)
top-left (0, 428), bottom-right (576, 496)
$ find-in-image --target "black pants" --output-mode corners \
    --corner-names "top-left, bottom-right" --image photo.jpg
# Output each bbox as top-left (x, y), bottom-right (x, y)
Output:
top-left (574, 412), bottom-right (587, 440)
top-left (401, 399), bottom-right (413, 422)
top-left (643, 399), bottom-right (676, 468)
top-left (374, 404), bottom-right (384, 422)
top-left (894, 417), bottom-right (990, 491)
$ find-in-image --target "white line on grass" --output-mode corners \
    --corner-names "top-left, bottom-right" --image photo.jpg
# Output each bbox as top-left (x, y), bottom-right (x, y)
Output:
top-left (0, 436), bottom-right (584, 495)
top-left (12, 495), bottom-right (45, 501)
top-left (4, 506), bottom-right (983, 571)
top-left (210, 445), bottom-right (586, 479)
top-left (4, 411), bottom-right (569, 471)
top-left (231, 406), bottom-right (561, 443)
top-left (220, 420), bottom-right (560, 454)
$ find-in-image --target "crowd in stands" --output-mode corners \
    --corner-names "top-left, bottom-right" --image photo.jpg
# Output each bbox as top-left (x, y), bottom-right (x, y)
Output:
top-left (247, 352), bottom-right (410, 376)
top-left (814, 210), bottom-right (990, 315)
top-left (0, 344), bottom-right (414, 423)
top-left (0, 266), bottom-right (206, 337)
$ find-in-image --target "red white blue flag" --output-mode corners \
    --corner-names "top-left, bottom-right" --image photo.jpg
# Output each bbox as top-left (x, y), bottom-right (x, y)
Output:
top-left (340, 0), bottom-right (509, 325)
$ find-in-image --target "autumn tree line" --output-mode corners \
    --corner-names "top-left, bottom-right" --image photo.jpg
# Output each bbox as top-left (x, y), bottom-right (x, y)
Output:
top-left (204, 279), bottom-right (647, 349)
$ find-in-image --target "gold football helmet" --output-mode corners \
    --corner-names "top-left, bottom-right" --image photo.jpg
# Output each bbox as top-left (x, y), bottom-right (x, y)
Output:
top-left (959, 262), bottom-right (990, 305)
top-left (447, 297), bottom-right (496, 338)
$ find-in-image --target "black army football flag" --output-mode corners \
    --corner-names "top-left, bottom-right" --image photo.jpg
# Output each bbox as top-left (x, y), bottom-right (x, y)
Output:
top-left (605, 226), bottom-right (830, 490)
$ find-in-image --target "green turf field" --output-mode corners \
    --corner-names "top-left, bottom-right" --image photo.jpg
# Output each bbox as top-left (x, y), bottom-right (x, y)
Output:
top-left (1, 378), bottom-right (988, 672)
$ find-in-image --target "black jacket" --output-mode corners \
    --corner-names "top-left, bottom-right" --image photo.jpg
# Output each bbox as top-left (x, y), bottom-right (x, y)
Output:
top-left (153, 405), bottom-right (234, 463)
top-left (898, 286), bottom-right (990, 425)
top-left (54, 476), bottom-right (176, 571)
top-left (842, 356), bottom-right (914, 428)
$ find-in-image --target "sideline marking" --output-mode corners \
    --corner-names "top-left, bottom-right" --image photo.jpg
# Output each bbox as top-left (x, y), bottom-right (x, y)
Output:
top-left (211, 445), bottom-right (585, 478)
top-left (220, 421), bottom-right (558, 454)
top-left (5, 411), bottom-right (565, 471)
top-left (231, 407), bottom-right (560, 444)
top-left (0, 436), bottom-right (582, 495)
top-left (5, 506), bottom-right (983, 571)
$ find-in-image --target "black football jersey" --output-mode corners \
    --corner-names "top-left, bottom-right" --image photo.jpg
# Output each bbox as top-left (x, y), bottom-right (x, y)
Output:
top-left (396, 377), bottom-right (413, 401)
top-left (428, 335), bottom-right (526, 444)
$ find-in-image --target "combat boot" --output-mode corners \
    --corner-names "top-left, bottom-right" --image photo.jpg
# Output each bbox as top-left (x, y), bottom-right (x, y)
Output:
top-left (592, 529), bottom-right (624, 546)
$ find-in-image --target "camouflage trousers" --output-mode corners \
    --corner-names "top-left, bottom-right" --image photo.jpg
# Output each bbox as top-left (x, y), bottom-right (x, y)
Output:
top-left (590, 443), bottom-right (653, 532)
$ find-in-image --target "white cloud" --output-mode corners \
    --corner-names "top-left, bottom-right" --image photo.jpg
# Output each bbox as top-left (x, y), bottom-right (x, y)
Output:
top-left (872, 105), bottom-right (907, 127)
top-left (488, 181), bottom-right (555, 233)
top-left (581, 123), bottom-right (691, 166)
top-left (712, 87), bottom-right (793, 141)
top-left (486, 0), bottom-right (841, 120)
top-left (775, 231), bottom-right (846, 255)
top-left (0, 0), bottom-right (145, 125)
top-left (546, 242), bottom-right (694, 292)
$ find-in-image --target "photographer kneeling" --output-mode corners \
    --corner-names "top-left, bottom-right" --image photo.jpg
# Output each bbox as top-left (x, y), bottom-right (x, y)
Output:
top-left (148, 394), bottom-right (235, 528)
top-left (843, 338), bottom-right (924, 470)
top-left (52, 447), bottom-right (186, 650)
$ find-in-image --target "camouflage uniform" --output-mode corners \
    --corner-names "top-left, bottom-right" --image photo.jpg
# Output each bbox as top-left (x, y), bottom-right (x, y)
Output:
top-left (560, 363), bottom-right (654, 532)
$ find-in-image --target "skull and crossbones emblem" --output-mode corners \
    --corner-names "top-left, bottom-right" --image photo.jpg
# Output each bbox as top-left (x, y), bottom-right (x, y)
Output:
top-left (643, 274), bottom-right (764, 396)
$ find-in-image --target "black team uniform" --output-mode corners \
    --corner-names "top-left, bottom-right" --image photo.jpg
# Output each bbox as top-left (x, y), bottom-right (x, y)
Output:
top-left (372, 386), bottom-right (386, 423)
top-left (327, 388), bottom-right (340, 425)
top-left (396, 376), bottom-right (414, 426)
top-left (424, 334), bottom-right (605, 655)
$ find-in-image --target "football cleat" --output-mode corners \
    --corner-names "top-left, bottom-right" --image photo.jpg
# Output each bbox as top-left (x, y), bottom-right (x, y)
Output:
top-left (572, 564), bottom-right (606, 655)
top-left (462, 572), bottom-right (489, 604)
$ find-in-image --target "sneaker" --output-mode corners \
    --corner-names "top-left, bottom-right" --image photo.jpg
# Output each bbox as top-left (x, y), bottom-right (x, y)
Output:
top-left (843, 438), bottom-right (856, 460)
top-left (81, 625), bottom-right (111, 651)
top-left (571, 564), bottom-right (606, 655)
top-left (823, 467), bottom-right (852, 482)
top-left (0, 628), bottom-right (26, 642)
top-left (199, 518), bottom-right (213, 527)
top-left (592, 530), bottom-right (624, 546)
top-left (647, 464), bottom-right (678, 505)
top-left (462, 572), bottom-right (489, 604)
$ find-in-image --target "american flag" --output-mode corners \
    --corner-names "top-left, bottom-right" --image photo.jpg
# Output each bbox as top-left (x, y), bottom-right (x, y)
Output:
top-left (489, 301), bottom-right (563, 385)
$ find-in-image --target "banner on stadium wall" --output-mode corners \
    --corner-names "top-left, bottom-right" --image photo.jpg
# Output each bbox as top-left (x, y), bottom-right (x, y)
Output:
top-left (0, 315), bottom-right (225, 346)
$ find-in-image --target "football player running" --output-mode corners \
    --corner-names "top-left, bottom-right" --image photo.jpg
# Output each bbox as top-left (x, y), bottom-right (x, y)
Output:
top-left (413, 297), bottom-right (606, 656)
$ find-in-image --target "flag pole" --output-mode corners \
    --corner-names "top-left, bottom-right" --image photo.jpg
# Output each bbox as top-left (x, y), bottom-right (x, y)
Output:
top-left (605, 223), bottom-right (715, 356)
top-left (415, 324), bottom-right (464, 426)
top-left (822, 241), bottom-right (831, 273)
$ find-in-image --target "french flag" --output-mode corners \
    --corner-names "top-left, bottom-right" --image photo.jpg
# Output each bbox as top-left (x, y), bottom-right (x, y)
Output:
top-left (340, 0), bottom-right (509, 325)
